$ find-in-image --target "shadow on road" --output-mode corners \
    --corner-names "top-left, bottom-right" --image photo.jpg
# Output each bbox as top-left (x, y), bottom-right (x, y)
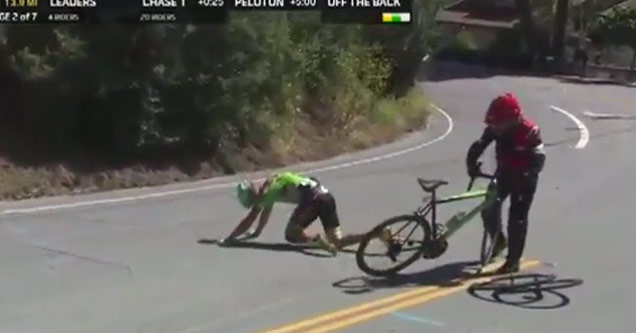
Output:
top-left (467, 273), bottom-right (584, 309)
top-left (332, 260), bottom-right (481, 295)
top-left (197, 239), bottom-right (333, 258)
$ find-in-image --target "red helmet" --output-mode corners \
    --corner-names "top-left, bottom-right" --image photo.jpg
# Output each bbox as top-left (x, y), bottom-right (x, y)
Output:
top-left (484, 93), bottom-right (522, 125)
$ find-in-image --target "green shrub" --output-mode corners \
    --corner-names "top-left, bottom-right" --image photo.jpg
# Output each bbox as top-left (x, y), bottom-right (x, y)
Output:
top-left (0, 3), bottom-right (439, 165)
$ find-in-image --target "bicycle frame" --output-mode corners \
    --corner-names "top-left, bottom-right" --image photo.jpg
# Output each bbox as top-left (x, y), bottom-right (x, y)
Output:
top-left (414, 176), bottom-right (498, 239)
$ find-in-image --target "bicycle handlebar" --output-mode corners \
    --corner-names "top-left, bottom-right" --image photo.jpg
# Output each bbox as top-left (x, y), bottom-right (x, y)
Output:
top-left (466, 162), bottom-right (495, 191)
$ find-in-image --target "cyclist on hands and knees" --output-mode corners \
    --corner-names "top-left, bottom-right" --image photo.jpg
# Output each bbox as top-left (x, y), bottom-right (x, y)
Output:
top-left (221, 171), bottom-right (379, 255)
top-left (466, 93), bottom-right (546, 274)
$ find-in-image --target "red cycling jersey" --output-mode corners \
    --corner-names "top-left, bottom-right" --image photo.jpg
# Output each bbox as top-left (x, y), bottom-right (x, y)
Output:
top-left (467, 116), bottom-right (545, 172)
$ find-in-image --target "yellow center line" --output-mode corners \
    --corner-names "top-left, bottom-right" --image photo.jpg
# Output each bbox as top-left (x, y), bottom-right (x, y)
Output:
top-left (260, 285), bottom-right (440, 333)
top-left (305, 260), bottom-right (541, 333)
top-left (261, 259), bottom-right (541, 333)
top-left (305, 288), bottom-right (461, 333)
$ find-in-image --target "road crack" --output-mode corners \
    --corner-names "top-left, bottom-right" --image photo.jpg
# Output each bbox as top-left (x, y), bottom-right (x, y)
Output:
top-left (30, 244), bottom-right (133, 278)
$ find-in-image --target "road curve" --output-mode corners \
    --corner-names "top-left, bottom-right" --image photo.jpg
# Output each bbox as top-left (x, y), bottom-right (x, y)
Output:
top-left (1, 62), bottom-right (635, 333)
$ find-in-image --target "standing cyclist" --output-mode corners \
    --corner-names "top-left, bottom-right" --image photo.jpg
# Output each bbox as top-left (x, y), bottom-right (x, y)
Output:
top-left (220, 171), bottom-right (376, 255)
top-left (466, 93), bottom-right (546, 274)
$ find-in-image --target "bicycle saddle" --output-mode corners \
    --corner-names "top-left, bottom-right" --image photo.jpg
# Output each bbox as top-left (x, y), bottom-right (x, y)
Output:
top-left (417, 178), bottom-right (449, 192)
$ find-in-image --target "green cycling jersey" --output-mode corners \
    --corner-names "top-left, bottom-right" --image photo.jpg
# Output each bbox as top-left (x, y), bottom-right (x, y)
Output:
top-left (259, 172), bottom-right (326, 208)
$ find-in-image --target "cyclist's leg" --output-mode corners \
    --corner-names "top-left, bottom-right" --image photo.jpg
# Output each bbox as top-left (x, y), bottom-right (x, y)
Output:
top-left (505, 173), bottom-right (538, 268)
top-left (284, 201), bottom-right (320, 244)
top-left (481, 174), bottom-right (511, 256)
top-left (481, 179), bottom-right (510, 238)
top-left (316, 193), bottom-right (366, 250)
top-left (283, 194), bottom-right (338, 254)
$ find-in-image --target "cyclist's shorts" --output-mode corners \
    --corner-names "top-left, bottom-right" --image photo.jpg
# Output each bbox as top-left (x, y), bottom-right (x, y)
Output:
top-left (291, 192), bottom-right (341, 231)
top-left (315, 192), bottom-right (341, 230)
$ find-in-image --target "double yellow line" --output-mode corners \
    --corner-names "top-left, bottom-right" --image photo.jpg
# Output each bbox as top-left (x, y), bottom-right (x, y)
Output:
top-left (261, 260), bottom-right (541, 333)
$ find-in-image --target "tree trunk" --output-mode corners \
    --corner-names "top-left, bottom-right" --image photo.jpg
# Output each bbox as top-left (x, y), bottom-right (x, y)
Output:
top-left (513, 0), bottom-right (537, 53)
top-left (630, 48), bottom-right (636, 81)
top-left (552, 0), bottom-right (570, 67)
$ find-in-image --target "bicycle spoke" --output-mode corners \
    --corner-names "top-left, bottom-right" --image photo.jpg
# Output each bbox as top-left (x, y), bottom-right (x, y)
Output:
top-left (356, 215), bottom-right (431, 276)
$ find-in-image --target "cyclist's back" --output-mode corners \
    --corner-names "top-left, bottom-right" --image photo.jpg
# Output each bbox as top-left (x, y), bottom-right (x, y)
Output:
top-left (259, 172), bottom-right (325, 208)
top-left (473, 115), bottom-right (543, 172)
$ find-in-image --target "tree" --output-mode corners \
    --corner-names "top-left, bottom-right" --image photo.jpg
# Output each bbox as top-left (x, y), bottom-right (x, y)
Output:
top-left (552, 0), bottom-right (569, 66)
top-left (514, 0), bottom-right (538, 53)
top-left (593, 5), bottom-right (636, 77)
top-left (506, 0), bottom-right (553, 65)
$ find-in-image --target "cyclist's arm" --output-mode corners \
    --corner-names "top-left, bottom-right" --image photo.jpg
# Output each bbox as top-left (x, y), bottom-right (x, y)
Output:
top-left (526, 125), bottom-right (546, 174)
top-left (225, 178), bottom-right (273, 239)
top-left (466, 128), bottom-right (495, 169)
top-left (226, 206), bottom-right (262, 239)
top-left (251, 173), bottom-right (298, 236)
top-left (253, 204), bottom-right (273, 235)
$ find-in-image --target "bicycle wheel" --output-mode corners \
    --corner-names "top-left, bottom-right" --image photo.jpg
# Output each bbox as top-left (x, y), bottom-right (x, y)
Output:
top-left (355, 214), bottom-right (431, 277)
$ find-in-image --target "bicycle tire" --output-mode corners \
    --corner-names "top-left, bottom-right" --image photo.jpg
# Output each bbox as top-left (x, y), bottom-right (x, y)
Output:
top-left (355, 214), bottom-right (431, 277)
top-left (479, 228), bottom-right (499, 267)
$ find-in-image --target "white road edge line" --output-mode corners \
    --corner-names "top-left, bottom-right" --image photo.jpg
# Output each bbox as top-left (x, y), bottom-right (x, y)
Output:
top-left (549, 105), bottom-right (589, 149)
top-left (0, 104), bottom-right (453, 216)
top-left (582, 111), bottom-right (636, 120)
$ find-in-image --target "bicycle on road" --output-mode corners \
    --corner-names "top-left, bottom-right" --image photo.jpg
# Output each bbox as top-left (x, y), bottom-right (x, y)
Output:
top-left (355, 163), bottom-right (502, 277)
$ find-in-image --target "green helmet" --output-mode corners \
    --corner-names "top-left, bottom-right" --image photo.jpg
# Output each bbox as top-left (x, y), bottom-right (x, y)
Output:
top-left (236, 180), bottom-right (256, 209)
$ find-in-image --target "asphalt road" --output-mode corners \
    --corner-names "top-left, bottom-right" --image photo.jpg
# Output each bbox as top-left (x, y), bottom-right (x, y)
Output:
top-left (1, 62), bottom-right (635, 333)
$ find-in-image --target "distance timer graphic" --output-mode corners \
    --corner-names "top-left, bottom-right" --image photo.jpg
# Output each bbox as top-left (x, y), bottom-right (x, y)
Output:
top-left (197, 0), bottom-right (224, 6)
top-left (3, 0), bottom-right (38, 7)
top-left (288, 0), bottom-right (317, 9)
top-left (191, 0), bottom-right (227, 23)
